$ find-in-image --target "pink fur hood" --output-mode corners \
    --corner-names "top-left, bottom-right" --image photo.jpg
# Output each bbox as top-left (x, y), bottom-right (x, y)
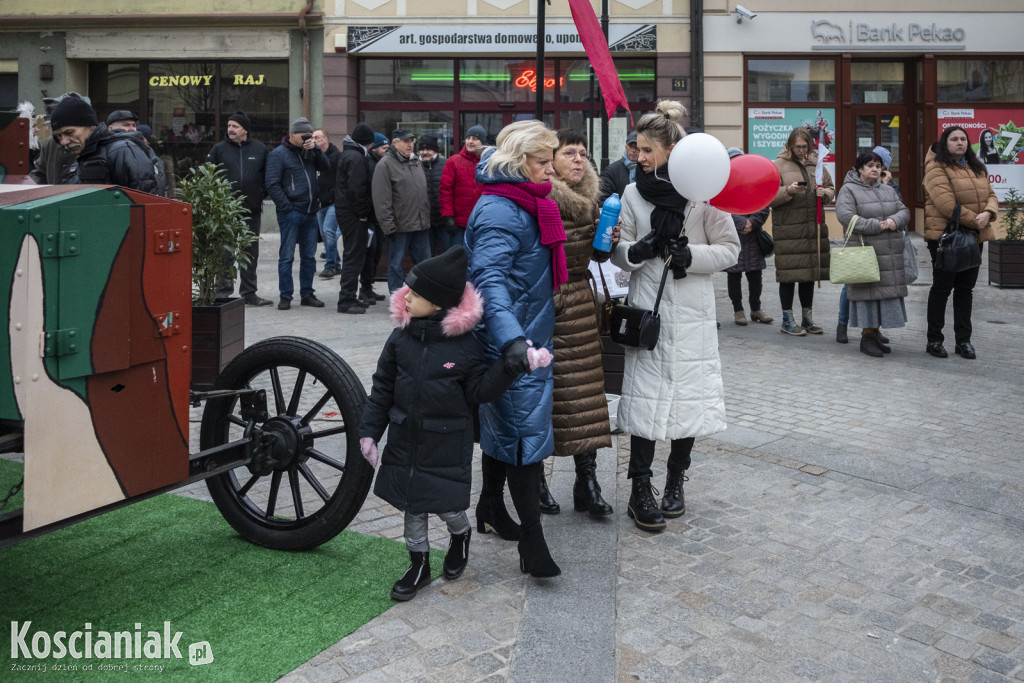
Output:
top-left (389, 282), bottom-right (484, 337)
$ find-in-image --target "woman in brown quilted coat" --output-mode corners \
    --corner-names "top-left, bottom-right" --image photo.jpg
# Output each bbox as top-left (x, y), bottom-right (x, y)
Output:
top-left (537, 129), bottom-right (615, 518)
top-left (769, 127), bottom-right (835, 336)
top-left (922, 125), bottom-right (998, 360)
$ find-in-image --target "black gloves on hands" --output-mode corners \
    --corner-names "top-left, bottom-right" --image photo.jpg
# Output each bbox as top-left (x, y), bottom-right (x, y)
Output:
top-left (442, 216), bottom-right (459, 235)
top-left (627, 231), bottom-right (659, 264)
top-left (668, 235), bottom-right (692, 279)
top-left (501, 338), bottom-right (531, 375)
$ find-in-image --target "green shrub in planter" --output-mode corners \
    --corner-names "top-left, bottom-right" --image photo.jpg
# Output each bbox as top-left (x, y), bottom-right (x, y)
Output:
top-left (989, 188), bottom-right (1024, 288)
top-left (176, 162), bottom-right (258, 305)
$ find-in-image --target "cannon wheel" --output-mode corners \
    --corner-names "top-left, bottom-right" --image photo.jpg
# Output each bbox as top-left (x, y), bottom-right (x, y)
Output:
top-left (200, 337), bottom-right (372, 551)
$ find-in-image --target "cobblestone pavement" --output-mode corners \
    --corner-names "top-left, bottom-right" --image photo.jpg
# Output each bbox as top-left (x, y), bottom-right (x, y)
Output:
top-left (185, 232), bottom-right (1024, 682)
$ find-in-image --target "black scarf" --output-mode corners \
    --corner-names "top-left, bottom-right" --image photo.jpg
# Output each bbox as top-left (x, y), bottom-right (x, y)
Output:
top-left (635, 163), bottom-right (689, 259)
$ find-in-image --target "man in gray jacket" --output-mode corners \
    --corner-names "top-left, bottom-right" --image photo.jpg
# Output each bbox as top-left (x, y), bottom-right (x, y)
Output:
top-left (372, 128), bottom-right (430, 292)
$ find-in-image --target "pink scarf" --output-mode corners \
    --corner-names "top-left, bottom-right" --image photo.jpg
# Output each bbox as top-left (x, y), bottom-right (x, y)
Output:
top-left (481, 182), bottom-right (568, 290)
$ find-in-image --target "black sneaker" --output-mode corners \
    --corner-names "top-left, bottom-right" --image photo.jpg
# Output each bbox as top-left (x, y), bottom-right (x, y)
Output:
top-left (319, 267), bottom-right (338, 279)
top-left (244, 295), bottom-right (272, 307)
top-left (360, 287), bottom-right (386, 303)
top-left (337, 302), bottom-right (367, 314)
top-left (277, 299), bottom-right (291, 310)
top-left (300, 296), bottom-right (325, 308)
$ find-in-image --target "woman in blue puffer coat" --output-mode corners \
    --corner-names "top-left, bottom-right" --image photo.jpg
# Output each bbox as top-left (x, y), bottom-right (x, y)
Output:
top-left (465, 120), bottom-right (563, 578)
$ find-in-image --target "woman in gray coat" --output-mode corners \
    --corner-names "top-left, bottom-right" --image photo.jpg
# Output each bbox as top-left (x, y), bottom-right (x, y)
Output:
top-left (834, 151), bottom-right (910, 357)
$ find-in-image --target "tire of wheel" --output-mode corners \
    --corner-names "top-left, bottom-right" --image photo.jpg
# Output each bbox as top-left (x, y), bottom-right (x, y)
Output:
top-left (200, 336), bottom-right (373, 551)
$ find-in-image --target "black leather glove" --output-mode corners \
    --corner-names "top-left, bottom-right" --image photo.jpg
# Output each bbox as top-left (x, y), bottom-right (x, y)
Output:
top-left (501, 338), bottom-right (531, 375)
top-left (667, 235), bottom-right (691, 279)
top-left (443, 216), bottom-right (459, 235)
top-left (627, 231), bottom-right (659, 264)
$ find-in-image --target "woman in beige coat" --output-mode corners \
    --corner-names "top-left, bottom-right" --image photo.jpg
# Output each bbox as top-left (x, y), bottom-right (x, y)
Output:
top-left (609, 101), bottom-right (740, 532)
top-left (540, 129), bottom-right (615, 518)
top-left (922, 125), bottom-right (998, 360)
top-left (769, 128), bottom-right (835, 335)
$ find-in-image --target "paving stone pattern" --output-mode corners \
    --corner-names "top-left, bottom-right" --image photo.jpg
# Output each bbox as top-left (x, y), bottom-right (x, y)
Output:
top-left (183, 233), bottom-right (1024, 681)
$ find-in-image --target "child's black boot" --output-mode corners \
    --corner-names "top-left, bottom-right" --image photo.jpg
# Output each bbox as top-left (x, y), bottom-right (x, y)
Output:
top-left (391, 550), bottom-right (431, 601)
top-left (443, 529), bottom-right (471, 580)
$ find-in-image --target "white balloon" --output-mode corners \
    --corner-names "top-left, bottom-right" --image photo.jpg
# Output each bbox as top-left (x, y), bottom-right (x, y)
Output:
top-left (667, 133), bottom-right (731, 202)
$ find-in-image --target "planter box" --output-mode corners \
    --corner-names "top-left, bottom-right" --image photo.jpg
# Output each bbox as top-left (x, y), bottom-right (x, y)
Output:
top-left (191, 297), bottom-right (245, 390)
top-left (988, 240), bottom-right (1024, 289)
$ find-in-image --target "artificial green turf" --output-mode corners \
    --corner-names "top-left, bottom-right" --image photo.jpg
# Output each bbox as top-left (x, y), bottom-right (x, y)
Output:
top-left (0, 459), bottom-right (435, 681)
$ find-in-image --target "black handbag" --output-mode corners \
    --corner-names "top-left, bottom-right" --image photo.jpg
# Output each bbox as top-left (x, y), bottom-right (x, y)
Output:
top-left (609, 263), bottom-right (670, 350)
top-left (936, 204), bottom-right (982, 274)
top-left (755, 228), bottom-right (774, 257)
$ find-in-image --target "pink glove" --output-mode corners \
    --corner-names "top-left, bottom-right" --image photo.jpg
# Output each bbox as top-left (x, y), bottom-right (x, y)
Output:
top-left (359, 437), bottom-right (378, 468)
top-left (525, 340), bottom-right (553, 371)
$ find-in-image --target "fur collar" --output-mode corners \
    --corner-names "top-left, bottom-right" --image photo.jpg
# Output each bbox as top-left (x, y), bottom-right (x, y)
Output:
top-left (389, 282), bottom-right (483, 337)
top-left (548, 162), bottom-right (600, 225)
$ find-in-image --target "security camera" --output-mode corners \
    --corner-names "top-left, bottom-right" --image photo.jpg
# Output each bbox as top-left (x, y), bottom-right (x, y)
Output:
top-left (736, 5), bottom-right (757, 22)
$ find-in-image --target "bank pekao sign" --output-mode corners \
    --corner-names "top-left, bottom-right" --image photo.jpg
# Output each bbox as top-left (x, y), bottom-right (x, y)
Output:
top-left (347, 24), bottom-right (656, 54)
top-left (810, 19), bottom-right (966, 51)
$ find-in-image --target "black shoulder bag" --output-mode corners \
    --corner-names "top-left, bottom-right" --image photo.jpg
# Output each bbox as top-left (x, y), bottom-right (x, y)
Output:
top-left (608, 263), bottom-right (669, 351)
top-left (936, 203), bottom-right (982, 274)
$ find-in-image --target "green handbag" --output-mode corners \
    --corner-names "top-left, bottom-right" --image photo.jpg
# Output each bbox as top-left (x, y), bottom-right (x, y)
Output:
top-left (829, 216), bottom-right (880, 285)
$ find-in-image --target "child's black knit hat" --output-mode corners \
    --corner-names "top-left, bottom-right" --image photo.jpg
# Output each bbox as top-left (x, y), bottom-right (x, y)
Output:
top-left (406, 245), bottom-right (467, 309)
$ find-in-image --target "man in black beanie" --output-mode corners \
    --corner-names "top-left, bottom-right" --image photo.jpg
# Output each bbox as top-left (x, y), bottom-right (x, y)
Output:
top-left (206, 110), bottom-right (271, 305)
top-left (30, 92), bottom-right (87, 185)
top-left (418, 135), bottom-right (448, 255)
top-left (334, 122), bottom-right (379, 313)
top-left (49, 96), bottom-right (158, 193)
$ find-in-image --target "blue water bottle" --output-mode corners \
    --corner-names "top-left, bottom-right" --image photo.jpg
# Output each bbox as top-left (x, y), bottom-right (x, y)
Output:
top-left (593, 193), bottom-right (621, 253)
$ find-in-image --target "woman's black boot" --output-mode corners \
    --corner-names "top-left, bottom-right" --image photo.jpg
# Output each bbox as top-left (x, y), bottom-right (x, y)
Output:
top-left (660, 470), bottom-right (687, 518)
top-left (572, 452), bottom-right (613, 517)
top-left (443, 529), bottom-right (471, 581)
top-left (507, 462), bottom-right (561, 578)
top-left (475, 453), bottom-right (521, 541)
top-left (391, 550), bottom-right (431, 602)
top-left (627, 475), bottom-right (666, 532)
top-left (538, 470), bottom-right (560, 514)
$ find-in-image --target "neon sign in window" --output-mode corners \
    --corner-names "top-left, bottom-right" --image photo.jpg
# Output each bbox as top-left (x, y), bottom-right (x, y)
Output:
top-left (514, 70), bottom-right (563, 93)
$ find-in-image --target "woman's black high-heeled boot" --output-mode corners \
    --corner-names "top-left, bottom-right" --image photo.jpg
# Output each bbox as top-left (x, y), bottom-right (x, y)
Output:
top-left (506, 461), bottom-right (561, 578)
top-left (475, 453), bottom-right (521, 541)
top-left (572, 452), bottom-right (613, 517)
top-left (539, 470), bottom-right (560, 514)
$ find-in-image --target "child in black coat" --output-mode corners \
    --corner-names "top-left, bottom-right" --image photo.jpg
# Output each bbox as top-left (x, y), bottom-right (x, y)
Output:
top-left (359, 246), bottom-right (549, 601)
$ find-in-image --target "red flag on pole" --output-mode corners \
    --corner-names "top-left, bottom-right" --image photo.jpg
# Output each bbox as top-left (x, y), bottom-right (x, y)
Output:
top-left (567, 0), bottom-right (633, 125)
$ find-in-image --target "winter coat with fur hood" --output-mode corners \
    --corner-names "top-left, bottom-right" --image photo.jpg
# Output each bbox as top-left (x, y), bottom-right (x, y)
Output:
top-left (835, 168), bottom-right (910, 302)
top-left (770, 148), bottom-right (835, 283)
top-left (548, 163), bottom-right (612, 457)
top-left (922, 145), bottom-right (998, 243)
top-left (360, 283), bottom-right (518, 515)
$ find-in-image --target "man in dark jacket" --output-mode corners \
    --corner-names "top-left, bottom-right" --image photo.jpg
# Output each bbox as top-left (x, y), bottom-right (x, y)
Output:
top-left (598, 130), bottom-right (639, 204)
top-left (106, 110), bottom-right (169, 198)
top-left (334, 122), bottom-right (377, 313)
top-left (49, 97), bottom-right (158, 194)
top-left (313, 128), bottom-right (343, 280)
top-left (374, 129), bottom-right (431, 293)
top-left (31, 93), bottom-right (86, 185)
top-left (206, 111), bottom-right (271, 305)
top-left (418, 135), bottom-right (447, 255)
top-left (265, 116), bottom-right (329, 310)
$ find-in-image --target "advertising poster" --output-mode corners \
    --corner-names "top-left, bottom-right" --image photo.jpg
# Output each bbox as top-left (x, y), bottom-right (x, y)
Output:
top-left (748, 108), bottom-right (836, 183)
top-left (937, 108), bottom-right (1024, 201)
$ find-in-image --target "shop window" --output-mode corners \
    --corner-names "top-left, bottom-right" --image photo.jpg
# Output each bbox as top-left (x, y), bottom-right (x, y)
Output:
top-left (88, 63), bottom-right (140, 115)
top-left (219, 62), bottom-right (289, 141)
top-left (361, 59), bottom-right (453, 102)
top-left (747, 59), bottom-right (835, 103)
top-left (361, 111), bottom-right (454, 156)
top-left (937, 59), bottom-right (1024, 103)
top-left (0, 74), bottom-right (17, 110)
top-left (850, 62), bottom-right (905, 104)
top-left (560, 59), bottom-right (655, 105)
top-left (459, 59), bottom-right (555, 103)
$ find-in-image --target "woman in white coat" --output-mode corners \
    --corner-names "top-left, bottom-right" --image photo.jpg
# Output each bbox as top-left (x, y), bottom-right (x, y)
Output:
top-left (610, 101), bottom-right (740, 532)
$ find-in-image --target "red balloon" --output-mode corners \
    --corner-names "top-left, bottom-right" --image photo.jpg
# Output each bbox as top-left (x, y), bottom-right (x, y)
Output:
top-left (710, 154), bottom-right (781, 214)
